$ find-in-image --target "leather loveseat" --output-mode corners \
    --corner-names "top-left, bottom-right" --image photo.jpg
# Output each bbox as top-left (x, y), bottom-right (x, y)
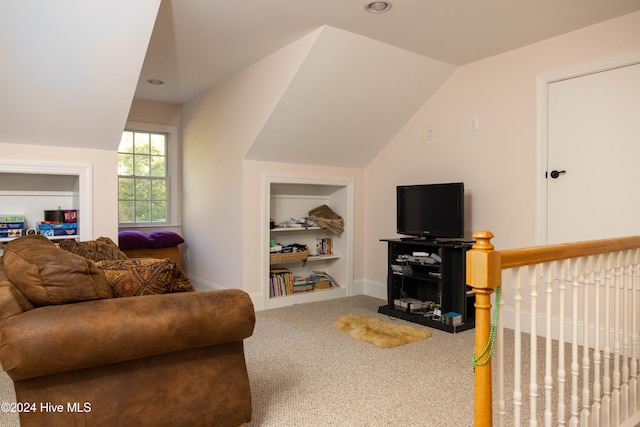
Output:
top-left (0, 235), bottom-right (255, 427)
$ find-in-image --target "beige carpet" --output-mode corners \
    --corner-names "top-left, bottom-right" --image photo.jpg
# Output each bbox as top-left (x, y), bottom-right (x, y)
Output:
top-left (0, 371), bottom-right (17, 427)
top-left (244, 295), bottom-right (475, 426)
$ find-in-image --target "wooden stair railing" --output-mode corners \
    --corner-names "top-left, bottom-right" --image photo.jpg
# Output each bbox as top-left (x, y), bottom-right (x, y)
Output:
top-left (467, 231), bottom-right (501, 426)
top-left (466, 230), bottom-right (640, 426)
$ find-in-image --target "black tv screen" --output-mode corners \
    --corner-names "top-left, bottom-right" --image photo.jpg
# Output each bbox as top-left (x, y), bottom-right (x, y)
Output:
top-left (397, 182), bottom-right (464, 239)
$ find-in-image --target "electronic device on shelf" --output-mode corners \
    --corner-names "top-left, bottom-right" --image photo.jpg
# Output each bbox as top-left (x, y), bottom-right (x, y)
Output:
top-left (394, 297), bottom-right (430, 313)
top-left (396, 182), bottom-right (464, 240)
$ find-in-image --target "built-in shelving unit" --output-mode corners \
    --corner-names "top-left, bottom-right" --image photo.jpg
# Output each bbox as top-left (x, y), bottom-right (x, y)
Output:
top-left (0, 161), bottom-right (93, 244)
top-left (264, 176), bottom-right (353, 309)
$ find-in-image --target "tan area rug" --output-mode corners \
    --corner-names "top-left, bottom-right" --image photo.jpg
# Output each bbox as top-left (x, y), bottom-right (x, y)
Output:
top-left (333, 315), bottom-right (430, 348)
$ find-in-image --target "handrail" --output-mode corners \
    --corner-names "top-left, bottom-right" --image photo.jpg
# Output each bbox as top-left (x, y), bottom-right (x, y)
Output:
top-left (466, 230), bottom-right (640, 426)
top-left (500, 235), bottom-right (640, 269)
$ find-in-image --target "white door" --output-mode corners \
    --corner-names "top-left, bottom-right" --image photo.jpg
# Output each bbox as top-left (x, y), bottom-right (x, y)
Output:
top-left (547, 62), bottom-right (640, 244)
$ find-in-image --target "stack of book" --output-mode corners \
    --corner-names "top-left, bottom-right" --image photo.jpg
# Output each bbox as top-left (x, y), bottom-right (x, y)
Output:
top-left (310, 270), bottom-right (340, 289)
top-left (0, 215), bottom-right (25, 239)
top-left (270, 268), bottom-right (294, 297)
top-left (293, 276), bottom-right (314, 293)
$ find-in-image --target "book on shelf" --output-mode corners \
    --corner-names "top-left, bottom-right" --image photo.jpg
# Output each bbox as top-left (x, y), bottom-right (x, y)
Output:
top-left (315, 237), bottom-right (333, 255)
top-left (313, 278), bottom-right (331, 290)
top-left (37, 222), bottom-right (78, 237)
top-left (0, 219), bottom-right (26, 239)
top-left (293, 276), bottom-right (314, 293)
top-left (310, 270), bottom-right (340, 288)
top-left (0, 229), bottom-right (23, 238)
top-left (0, 215), bottom-right (26, 222)
top-left (0, 222), bottom-right (24, 230)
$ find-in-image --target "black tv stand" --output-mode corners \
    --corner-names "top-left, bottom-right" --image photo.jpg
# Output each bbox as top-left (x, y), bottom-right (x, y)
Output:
top-left (378, 239), bottom-right (475, 333)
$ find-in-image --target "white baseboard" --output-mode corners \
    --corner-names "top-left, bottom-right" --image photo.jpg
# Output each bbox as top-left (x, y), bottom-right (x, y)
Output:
top-left (249, 279), bottom-right (386, 312)
top-left (187, 274), bottom-right (225, 292)
top-left (250, 294), bottom-right (267, 311)
top-left (189, 274), bottom-right (268, 311)
top-left (191, 277), bottom-right (386, 313)
top-left (358, 279), bottom-right (387, 300)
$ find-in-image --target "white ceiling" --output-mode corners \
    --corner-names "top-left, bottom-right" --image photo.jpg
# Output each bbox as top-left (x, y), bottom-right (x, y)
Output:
top-left (2, 1), bottom-right (639, 156)
top-left (135, 0), bottom-right (640, 104)
top-left (1, 0), bottom-right (161, 150)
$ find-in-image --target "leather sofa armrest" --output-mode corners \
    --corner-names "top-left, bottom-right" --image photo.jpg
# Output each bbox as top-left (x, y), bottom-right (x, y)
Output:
top-left (0, 289), bottom-right (255, 381)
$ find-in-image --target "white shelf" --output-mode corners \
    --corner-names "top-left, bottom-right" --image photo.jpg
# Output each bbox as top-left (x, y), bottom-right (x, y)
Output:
top-left (271, 226), bottom-right (321, 232)
top-left (307, 254), bottom-right (340, 262)
top-left (269, 253), bottom-right (340, 265)
top-left (0, 234), bottom-right (79, 243)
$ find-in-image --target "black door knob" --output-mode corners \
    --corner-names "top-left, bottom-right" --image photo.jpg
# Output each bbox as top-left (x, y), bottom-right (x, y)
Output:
top-left (550, 170), bottom-right (566, 179)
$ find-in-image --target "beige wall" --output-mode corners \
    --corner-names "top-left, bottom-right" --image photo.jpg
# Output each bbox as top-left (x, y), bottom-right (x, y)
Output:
top-left (363, 11), bottom-right (640, 289)
top-left (180, 29), bottom-right (320, 293)
top-left (128, 98), bottom-right (182, 127)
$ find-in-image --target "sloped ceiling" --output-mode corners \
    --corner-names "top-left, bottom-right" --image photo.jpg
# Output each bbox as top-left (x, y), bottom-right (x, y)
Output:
top-left (245, 26), bottom-right (457, 168)
top-left (137, 1), bottom-right (640, 104)
top-left (0, 0), bottom-right (160, 151)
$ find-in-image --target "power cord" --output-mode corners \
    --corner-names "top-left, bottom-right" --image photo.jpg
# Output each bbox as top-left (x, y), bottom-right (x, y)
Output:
top-left (399, 273), bottom-right (407, 298)
top-left (471, 285), bottom-right (501, 371)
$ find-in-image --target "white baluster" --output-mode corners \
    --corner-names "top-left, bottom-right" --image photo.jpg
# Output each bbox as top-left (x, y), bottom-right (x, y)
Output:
top-left (542, 262), bottom-right (554, 427)
top-left (591, 254), bottom-right (603, 426)
top-left (514, 266), bottom-right (523, 426)
top-left (530, 264), bottom-right (539, 427)
top-left (558, 259), bottom-right (569, 426)
top-left (631, 249), bottom-right (640, 415)
top-left (569, 258), bottom-right (581, 427)
top-left (496, 270), bottom-right (507, 426)
top-left (603, 253), bottom-right (613, 427)
top-left (580, 256), bottom-right (591, 427)
top-left (621, 251), bottom-right (631, 421)
top-left (613, 252), bottom-right (622, 426)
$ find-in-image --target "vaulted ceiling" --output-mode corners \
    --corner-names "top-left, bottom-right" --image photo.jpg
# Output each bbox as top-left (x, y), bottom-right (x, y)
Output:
top-left (2, 0), bottom-right (639, 159)
top-left (136, 0), bottom-right (640, 103)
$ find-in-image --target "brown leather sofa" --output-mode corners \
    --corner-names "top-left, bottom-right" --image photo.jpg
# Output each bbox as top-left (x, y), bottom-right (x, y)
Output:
top-left (0, 235), bottom-right (255, 427)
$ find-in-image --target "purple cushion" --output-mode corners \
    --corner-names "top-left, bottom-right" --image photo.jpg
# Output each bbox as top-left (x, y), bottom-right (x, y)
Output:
top-left (118, 230), bottom-right (184, 250)
top-left (118, 230), bottom-right (153, 250)
top-left (146, 231), bottom-right (185, 248)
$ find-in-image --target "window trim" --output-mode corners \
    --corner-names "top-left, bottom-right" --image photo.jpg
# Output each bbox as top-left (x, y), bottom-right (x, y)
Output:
top-left (118, 121), bottom-right (181, 228)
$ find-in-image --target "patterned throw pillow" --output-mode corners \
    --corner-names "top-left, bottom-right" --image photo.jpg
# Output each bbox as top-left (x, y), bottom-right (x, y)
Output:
top-left (59, 237), bottom-right (129, 261)
top-left (95, 258), bottom-right (194, 297)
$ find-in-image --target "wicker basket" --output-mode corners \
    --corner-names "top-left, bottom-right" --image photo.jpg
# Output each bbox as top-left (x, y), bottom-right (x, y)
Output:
top-left (270, 250), bottom-right (309, 264)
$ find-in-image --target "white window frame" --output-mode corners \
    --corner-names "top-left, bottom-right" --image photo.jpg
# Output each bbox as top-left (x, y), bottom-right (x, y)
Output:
top-left (118, 121), bottom-right (181, 228)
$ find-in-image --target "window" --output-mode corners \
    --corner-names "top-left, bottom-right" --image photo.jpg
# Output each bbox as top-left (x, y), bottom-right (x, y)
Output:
top-left (118, 122), bottom-right (179, 226)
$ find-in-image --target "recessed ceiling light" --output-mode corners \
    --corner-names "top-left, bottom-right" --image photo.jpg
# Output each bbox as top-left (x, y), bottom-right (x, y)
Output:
top-left (146, 79), bottom-right (164, 85)
top-left (364, 1), bottom-right (392, 13)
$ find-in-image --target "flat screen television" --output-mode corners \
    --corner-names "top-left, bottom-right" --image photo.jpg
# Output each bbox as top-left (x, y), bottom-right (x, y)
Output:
top-left (396, 182), bottom-right (464, 239)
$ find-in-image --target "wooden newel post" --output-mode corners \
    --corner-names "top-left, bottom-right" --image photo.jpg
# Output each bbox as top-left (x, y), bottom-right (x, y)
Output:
top-left (466, 230), bottom-right (501, 427)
